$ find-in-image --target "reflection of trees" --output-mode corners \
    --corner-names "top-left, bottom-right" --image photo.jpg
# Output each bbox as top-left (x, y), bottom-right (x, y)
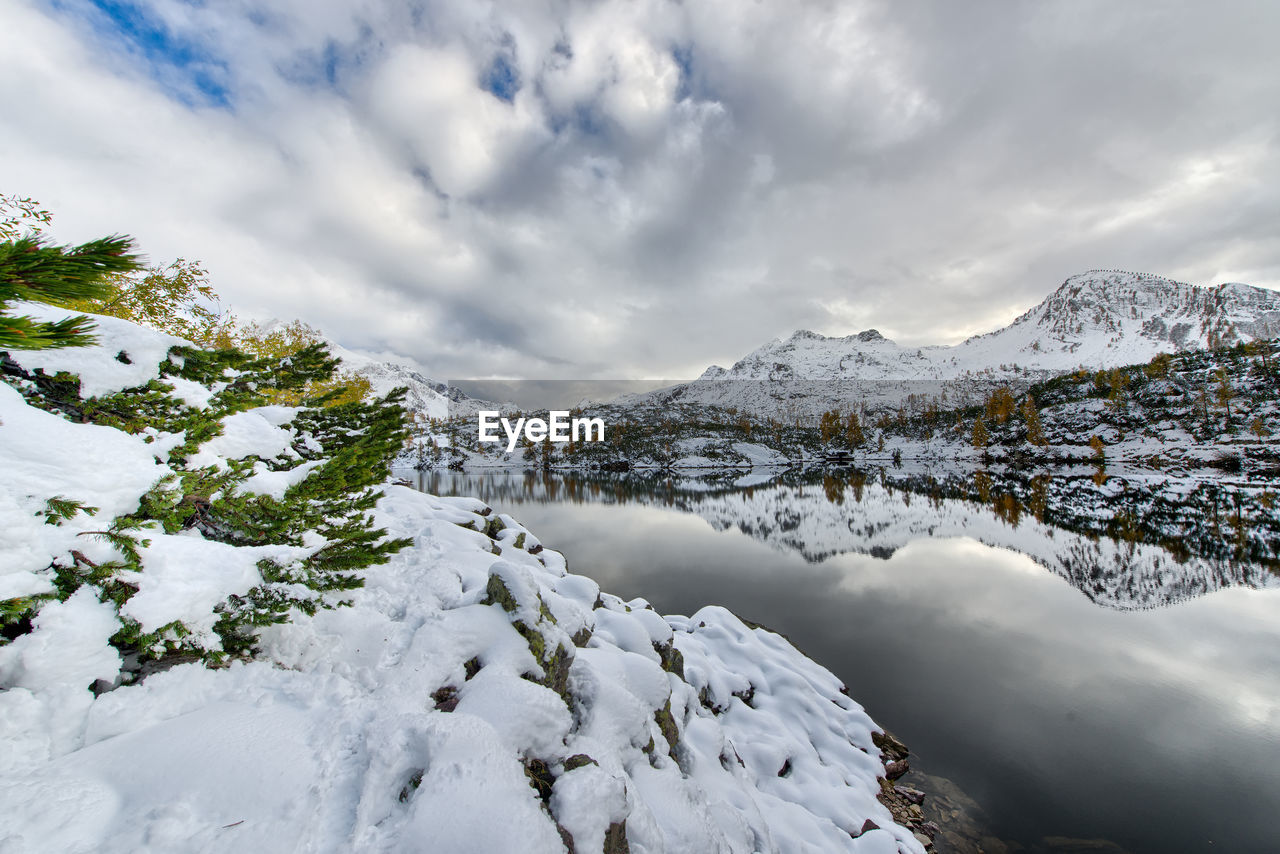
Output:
top-left (407, 463), bottom-right (1279, 609)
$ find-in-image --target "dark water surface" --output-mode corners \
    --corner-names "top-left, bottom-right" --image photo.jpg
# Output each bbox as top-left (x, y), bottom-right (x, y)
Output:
top-left (402, 468), bottom-right (1280, 854)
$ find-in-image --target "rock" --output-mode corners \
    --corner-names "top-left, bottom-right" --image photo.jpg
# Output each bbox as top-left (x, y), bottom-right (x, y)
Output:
top-left (430, 685), bottom-right (459, 712)
top-left (895, 785), bottom-right (926, 805)
top-left (397, 769), bottom-right (423, 803)
top-left (654, 700), bottom-right (680, 757)
top-left (884, 759), bottom-right (909, 780)
top-left (872, 729), bottom-right (910, 762)
top-left (89, 678), bottom-right (117, 697)
top-left (603, 820), bottom-right (629, 854)
top-left (563, 754), bottom-right (598, 772)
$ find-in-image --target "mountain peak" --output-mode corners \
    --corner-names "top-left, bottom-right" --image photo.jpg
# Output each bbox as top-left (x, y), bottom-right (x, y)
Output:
top-left (647, 269), bottom-right (1280, 418)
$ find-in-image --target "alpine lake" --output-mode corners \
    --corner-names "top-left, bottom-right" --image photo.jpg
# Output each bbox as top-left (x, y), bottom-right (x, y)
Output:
top-left (398, 464), bottom-right (1280, 854)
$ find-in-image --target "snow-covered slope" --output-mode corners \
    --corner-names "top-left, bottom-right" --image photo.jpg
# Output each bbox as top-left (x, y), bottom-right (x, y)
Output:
top-left (325, 339), bottom-right (499, 421)
top-left (0, 308), bottom-right (928, 854)
top-left (634, 271), bottom-right (1280, 417)
top-left (959, 270), bottom-right (1280, 368)
top-left (242, 318), bottom-right (495, 420)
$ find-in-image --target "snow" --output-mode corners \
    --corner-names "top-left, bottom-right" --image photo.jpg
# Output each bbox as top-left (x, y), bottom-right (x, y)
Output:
top-left (238, 458), bottom-right (324, 499)
top-left (630, 270), bottom-right (1280, 418)
top-left (0, 588), bottom-right (121, 693)
top-left (186, 407), bottom-right (301, 469)
top-left (0, 482), bottom-right (927, 852)
top-left (7, 303), bottom-right (191, 398)
top-left (731, 442), bottom-right (788, 467)
top-left (119, 536), bottom-right (308, 643)
top-left (1, 309), bottom-right (928, 853)
top-left (1, 367), bottom-right (922, 854)
top-left (0, 382), bottom-right (170, 598)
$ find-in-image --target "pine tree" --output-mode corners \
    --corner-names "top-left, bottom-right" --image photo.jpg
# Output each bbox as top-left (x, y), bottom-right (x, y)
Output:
top-left (1106, 368), bottom-right (1129, 410)
top-left (819, 409), bottom-right (840, 445)
top-left (64, 257), bottom-right (230, 344)
top-left (0, 234), bottom-right (141, 349)
top-left (1144, 351), bottom-right (1172, 379)
top-left (3, 328), bottom-right (413, 662)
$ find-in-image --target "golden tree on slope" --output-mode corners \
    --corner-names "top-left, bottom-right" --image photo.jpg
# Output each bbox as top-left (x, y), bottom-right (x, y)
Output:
top-left (233, 320), bottom-right (372, 406)
top-left (1021, 397), bottom-right (1047, 447)
top-left (971, 417), bottom-right (989, 450)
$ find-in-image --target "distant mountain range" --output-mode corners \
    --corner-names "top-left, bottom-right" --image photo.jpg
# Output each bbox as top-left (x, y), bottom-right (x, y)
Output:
top-left (324, 340), bottom-right (489, 420)
top-left (624, 270), bottom-right (1280, 418)
top-left (326, 269), bottom-right (1280, 422)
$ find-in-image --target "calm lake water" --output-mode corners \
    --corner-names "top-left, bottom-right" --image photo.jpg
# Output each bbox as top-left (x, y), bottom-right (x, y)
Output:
top-left (401, 467), bottom-right (1280, 854)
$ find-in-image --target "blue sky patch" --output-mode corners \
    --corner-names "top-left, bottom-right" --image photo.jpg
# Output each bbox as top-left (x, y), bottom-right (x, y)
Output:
top-left (483, 52), bottom-right (520, 103)
top-left (60, 0), bottom-right (232, 107)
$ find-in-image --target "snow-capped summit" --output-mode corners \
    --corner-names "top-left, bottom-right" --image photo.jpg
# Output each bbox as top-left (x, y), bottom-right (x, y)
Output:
top-left (631, 271), bottom-right (1280, 417)
top-left (978, 269), bottom-right (1280, 361)
top-left (326, 340), bottom-right (497, 420)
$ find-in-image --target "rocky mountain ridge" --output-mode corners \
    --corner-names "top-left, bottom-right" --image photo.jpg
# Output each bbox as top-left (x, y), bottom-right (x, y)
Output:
top-left (633, 271), bottom-right (1280, 418)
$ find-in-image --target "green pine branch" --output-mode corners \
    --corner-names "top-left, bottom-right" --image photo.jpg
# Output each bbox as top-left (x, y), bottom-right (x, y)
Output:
top-left (0, 234), bottom-right (142, 350)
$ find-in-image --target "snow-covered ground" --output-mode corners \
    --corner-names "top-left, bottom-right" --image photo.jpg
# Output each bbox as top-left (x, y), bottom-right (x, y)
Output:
top-left (0, 307), bottom-right (927, 853)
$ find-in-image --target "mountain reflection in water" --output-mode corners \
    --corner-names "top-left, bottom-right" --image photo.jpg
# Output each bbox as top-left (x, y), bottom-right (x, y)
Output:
top-left (410, 466), bottom-right (1279, 610)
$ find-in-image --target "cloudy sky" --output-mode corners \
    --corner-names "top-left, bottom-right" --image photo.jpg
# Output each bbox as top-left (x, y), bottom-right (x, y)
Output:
top-left (2, 1), bottom-right (1277, 379)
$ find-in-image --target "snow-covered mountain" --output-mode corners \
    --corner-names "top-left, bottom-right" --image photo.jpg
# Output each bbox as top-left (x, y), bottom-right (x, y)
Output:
top-left (325, 339), bottom-right (499, 420)
top-left (960, 270), bottom-right (1280, 366)
top-left (632, 271), bottom-right (1280, 418)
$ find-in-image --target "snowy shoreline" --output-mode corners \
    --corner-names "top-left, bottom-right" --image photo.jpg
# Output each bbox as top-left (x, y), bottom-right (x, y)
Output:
top-left (0, 482), bottom-right (936, 853)
top-left (1, 308), bottom-right (933, 853)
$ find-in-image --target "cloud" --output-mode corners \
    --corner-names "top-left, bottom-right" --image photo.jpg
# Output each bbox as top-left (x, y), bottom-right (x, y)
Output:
top-left (1, 0), bottom-right (1278, 379)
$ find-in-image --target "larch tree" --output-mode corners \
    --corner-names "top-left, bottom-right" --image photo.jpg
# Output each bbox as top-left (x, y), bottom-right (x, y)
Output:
top-left (1215, 367), bottom-right (1235, 425)
top-left (971, 417), bottom-right (989, 450)
top-left (1021, 397), bottom-right (1047, 447)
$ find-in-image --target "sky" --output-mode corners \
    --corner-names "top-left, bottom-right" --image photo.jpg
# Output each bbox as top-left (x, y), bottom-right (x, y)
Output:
top-left (2, 0), bottom-right (1278, 380)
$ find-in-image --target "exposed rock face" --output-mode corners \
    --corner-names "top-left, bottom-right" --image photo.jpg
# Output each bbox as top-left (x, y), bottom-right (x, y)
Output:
top-left (1016, 271), bottom-right (1280, 352)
